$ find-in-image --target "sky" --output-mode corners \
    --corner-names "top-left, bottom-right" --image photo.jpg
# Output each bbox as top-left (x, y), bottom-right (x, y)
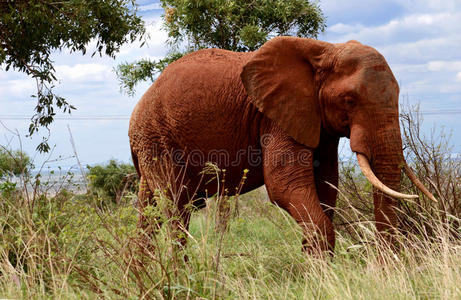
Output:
top-left (0, 0), bottom-right (460, 171)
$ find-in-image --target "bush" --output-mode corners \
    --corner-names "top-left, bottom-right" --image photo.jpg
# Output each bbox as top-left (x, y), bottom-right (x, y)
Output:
top-left (0, 148), bottom-right (32, 179)
top-left (399, 104), bottom-right (460, 239)
top-left (87, 160), bottom-right (138, 204)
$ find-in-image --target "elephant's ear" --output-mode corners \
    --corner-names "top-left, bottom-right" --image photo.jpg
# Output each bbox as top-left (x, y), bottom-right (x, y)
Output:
top-left (241, 36), bottom-right (330, 148)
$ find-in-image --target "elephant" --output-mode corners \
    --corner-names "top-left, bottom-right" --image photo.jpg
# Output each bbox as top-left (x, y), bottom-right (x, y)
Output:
top-left (129, 36), bottom-right (436, 254)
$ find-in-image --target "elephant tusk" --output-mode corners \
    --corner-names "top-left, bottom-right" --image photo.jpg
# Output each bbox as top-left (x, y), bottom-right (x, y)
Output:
top-left (356, 153), bottom-right (419, 200)
top-left (403, 164), bottom-right (438, 202)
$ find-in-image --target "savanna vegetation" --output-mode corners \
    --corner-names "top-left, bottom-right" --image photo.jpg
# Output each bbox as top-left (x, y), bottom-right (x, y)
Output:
top-left (0, 108), bottom-right (459, 299)
top-left (1, 1), bottom-right (459, 299)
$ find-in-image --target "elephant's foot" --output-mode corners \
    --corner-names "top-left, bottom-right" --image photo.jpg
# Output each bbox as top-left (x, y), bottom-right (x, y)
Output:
top-left (122, 235), bottom-right (157, 275)
top-left (135, 214), bottom-right (164, 257)
top-left (300, 221), bottom-right (335, 258)
top-left (301, 239), bottom-right (334, 259)
top-left (374, 230), bottom-right (401, 265)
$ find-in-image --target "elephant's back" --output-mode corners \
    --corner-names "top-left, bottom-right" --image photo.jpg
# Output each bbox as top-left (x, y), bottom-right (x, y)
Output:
top-left (130, 49), bottom-right (260, 150)
top-left (155, 48), bottom-right (253, 114)
top-left (129, 48), bottom-right (265, 194)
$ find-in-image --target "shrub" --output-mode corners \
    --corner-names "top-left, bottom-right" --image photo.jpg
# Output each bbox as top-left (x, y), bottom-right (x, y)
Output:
top-left (87, 160), bottom-right (138, 204)
top-left (399, 104), bottom-right (460, 239)
top-left (0, 148), bottom-right (32, 179)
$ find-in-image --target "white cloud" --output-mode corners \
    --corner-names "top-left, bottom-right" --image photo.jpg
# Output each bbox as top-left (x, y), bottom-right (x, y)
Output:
top-left (328, 12), bottom-right (461, 45)
top-left (55, 64), bottom-right (112, 82)
top-left (377, 35), bottom-right (461, 64)
top-left (322, 0), bottom-right (461, 16)
top-left (393, 60), bottom-right (461, 93)
top-left (399, 0), bottom-right (461, 12)
top-left (391, 63), bottom-right (427, 73)
top-left (328, 23), bottom-right (364, 35)
top-left (139, 3), bottom-right (162, 11)
top-left (456, 72), bottom-right (461, 82)
top-left (439, 83), bottom-right (461, 93)
top-left (117, 18), bottom-right (167, 58)
top-left (427, 61), bottom-right (461, 72)
top-left (0, 78), bottom-right (35, 100)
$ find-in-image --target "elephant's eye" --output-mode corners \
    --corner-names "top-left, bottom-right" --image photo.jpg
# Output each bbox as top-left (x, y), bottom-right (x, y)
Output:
top-left (344, 96), bottom-right (356, 109)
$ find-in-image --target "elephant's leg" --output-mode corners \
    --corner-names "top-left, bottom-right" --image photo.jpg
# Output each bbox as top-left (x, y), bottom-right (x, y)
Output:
top-left (169, 201), bottom-right (191, 249)
top-left (137, 176), bottom-right (163, 236)
top-left (262, 127), bottom-right (335, 254)
top-left (138, 177), bottom-right (193, 258)
top-left (313, 135), bottom-right (339, 223)
top-left (134, 175), bottom-right (165, 258)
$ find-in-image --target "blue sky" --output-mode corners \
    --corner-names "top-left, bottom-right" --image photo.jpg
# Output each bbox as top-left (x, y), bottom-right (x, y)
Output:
top-left (0, 0), bottom-right (460, 170)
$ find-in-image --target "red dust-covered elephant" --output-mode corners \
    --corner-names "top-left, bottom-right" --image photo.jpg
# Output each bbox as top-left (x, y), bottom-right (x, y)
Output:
top-left (129, 36), bottom-right (436, 254)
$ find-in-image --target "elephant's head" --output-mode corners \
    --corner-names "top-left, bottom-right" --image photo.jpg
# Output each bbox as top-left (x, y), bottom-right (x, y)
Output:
top-left (241, 37), bottom-right (435, 234)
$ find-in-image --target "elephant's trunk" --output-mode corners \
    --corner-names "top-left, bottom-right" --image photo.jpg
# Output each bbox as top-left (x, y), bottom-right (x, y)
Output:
top-left (354, 126), bottom-right (438, 239)
top-left (353, 126), bottom-right (405, 235)
top-left (369, 140), bottom-right (404, 235)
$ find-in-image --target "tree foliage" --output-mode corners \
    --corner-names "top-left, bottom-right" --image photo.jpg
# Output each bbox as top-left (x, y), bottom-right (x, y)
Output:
top-left (0, 0), bottom-right (145, 151)
top-left (116, 0), bottom-right (325, 95)
top-left (116, 52), bottom-right (184, 96)
top-left (87, 160), bottom-right (137, 204)
top-left (0, 148), bottom-right (32, 179)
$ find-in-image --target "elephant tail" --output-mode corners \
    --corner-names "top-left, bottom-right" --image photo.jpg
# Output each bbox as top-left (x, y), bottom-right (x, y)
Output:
top-left (131, 150), bottom-right (142, 178)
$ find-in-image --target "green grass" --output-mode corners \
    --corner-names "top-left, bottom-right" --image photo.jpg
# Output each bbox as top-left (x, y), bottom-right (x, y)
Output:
top-left (1, 188), bottom-right (460, 299)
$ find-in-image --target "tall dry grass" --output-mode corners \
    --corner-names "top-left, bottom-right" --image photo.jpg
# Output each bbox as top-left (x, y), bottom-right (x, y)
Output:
top-left (0, 106), bottom-right (460, 299)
